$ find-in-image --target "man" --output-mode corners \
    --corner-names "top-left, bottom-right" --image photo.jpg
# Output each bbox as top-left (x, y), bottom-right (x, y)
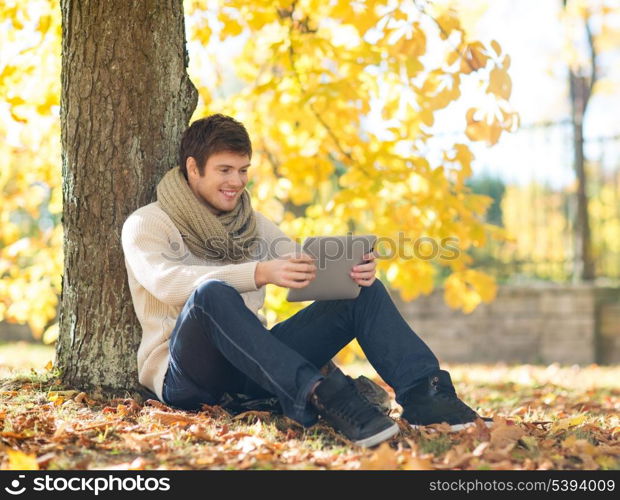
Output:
top-left (121, 114), bottom-right (492, 448)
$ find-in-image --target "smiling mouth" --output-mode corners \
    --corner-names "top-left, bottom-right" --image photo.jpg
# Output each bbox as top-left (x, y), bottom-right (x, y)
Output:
top-left (220, 190), bottom-right (238, 199)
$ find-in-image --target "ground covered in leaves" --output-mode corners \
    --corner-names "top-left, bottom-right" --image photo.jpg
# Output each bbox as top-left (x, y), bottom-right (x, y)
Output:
top-left (0, 342), bottom-right (618, 470)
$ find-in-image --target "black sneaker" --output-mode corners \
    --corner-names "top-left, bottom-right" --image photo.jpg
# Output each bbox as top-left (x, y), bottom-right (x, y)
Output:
top-left (320, 360), bottom-right (391, 414)
top-left (400, 370), bottom-right (493, 431)
top-left (348, 375), bottom-right (392, 414)
top-left (310, 368), bottom-right (399, 448)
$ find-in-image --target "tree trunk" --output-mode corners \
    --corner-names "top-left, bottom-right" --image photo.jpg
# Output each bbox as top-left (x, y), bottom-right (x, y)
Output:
top-left (569, 73), bottom-right (595, 282)
top-left (57, 0), bottom-right (197, 397)
top-left (562, 0), bottom-right (596, 282)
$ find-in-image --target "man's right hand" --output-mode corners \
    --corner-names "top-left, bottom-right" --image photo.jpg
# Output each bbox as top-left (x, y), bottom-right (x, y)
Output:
top-left (254, 252), bottom-right (317, 288)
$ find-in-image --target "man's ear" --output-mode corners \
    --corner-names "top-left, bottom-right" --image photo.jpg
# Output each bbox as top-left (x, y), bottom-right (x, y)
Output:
top-left (186, 156), bottom-right (197, 178)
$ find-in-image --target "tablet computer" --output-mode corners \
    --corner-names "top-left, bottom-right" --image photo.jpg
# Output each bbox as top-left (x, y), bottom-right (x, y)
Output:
top-left (286, 234), bottom-right (377, 302)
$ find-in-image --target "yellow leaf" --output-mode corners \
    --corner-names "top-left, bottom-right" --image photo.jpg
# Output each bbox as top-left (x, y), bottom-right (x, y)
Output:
top-left (487, 66), bottom-right (512, 100)
top-left (38, 14), bottom-right (51, 34)
top-left (359, 442), bottom-right (399, 470)
top-left (219, 15), bottom-right (243, 39)
top-left (444, 270), bottom-right (497, 313)
top-left (5, 449), bottom-right (39, 470)
top-left (464, 107), bottom-right (487, 141)
top-left (502, 53), bottom-right (511, 69)
top-left (490, 39), bottom-right (502, 57)
top-left (435, 12), bottom-right (461, 40)
top-left (552, 415), bottom-right (587, 433)
top-left (401, 456), bottom-right (435, 470)
top-left (596, 455), bottom-right (618, 469)
top-left (460, 41), bottom-right (488, 72)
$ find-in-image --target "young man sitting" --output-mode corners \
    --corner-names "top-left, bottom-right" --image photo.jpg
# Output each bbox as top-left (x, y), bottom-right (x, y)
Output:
top-left (121, 113), bottom-right (492, 448)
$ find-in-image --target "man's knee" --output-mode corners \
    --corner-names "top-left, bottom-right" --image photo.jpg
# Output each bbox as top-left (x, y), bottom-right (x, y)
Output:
top-left (355, 277), bottom-right (390, 303)
top-left (360, 277), bottom-right (385, 295)
top-left (193, 279), bottom-right (241, 305)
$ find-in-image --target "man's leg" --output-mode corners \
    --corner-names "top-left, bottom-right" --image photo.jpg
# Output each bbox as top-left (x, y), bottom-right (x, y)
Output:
top-left (162, 279), bottom-right (323, 427)
top-left (269, 278), bottom-right (441, 407)
top-left (271, 278), bottom-right (492, 430)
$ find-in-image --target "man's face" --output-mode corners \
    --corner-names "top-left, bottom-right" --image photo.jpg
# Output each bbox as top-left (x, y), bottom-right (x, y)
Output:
top-left (187, 151), bottom-right (250, 215)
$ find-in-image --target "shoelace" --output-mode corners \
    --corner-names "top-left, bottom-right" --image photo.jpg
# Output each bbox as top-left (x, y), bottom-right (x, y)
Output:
top-left (327, 380), bottom-right (383, 425)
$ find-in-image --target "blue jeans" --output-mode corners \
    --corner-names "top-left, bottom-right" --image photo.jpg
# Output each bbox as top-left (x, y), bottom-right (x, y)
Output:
top-left (162, 278), bottom-right (440, 427)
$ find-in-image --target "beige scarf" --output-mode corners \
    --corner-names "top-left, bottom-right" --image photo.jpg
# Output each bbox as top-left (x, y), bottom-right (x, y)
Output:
top-left (156, 166), bottom-right (258, 263)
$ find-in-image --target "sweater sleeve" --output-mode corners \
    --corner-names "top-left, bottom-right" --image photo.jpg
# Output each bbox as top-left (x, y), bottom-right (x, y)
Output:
top-left (121, 211), bottom-right (259, 307)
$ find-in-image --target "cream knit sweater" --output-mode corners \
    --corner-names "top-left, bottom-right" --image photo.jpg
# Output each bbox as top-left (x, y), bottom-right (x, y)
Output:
top-left (121, 201), bottom-right (301, 401)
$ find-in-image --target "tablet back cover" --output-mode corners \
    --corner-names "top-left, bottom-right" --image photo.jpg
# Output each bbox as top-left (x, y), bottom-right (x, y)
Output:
top-left (286, 234), bottom-right (376, 302)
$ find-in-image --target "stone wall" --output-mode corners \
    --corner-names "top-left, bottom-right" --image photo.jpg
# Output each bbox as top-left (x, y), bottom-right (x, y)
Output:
top-left (2, 283), bottom-right (619, 365)
top-left (387, 283), bottom-right (620, 365)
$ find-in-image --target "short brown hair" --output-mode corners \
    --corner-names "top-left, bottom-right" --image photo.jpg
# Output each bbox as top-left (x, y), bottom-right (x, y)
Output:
top-left (178, 114), bottom-right (252, 178)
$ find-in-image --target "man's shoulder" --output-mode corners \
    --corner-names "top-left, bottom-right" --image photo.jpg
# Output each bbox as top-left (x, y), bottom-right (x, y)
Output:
top-left (123, 201), bottom-right (177, 233)
top-left (253, 210), bottom-right (281, 235)
top-left (253, 209), bottom-right (270, 225)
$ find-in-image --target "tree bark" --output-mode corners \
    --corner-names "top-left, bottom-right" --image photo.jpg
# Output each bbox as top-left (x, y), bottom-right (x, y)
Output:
top-left (57, 0), bottom-right (197, 397)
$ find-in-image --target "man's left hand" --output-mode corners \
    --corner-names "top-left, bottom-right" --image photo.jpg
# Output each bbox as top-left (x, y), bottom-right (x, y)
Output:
top-left (350, 251), bottom-right (377, 287)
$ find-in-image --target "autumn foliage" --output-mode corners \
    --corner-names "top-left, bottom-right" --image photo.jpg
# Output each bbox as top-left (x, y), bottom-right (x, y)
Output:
top-left (33, 0), bottom-right (620, 358)
top-left (0, 360), bottom-right (618, 470)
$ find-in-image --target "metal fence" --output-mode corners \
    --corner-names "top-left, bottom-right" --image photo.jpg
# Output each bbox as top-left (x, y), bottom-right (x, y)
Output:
top-left (466, 120), bottom-right (620, 284)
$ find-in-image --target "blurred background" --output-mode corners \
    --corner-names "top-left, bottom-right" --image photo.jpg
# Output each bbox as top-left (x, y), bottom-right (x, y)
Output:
top-left (0, 0), bottom-right (619, 373)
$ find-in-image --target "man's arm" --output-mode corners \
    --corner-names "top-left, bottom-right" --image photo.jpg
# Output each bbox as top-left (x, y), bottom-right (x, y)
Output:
top-left (121, 212), bottom-right (259, 307)
top-left (253, 212), bottom-right (304, 287)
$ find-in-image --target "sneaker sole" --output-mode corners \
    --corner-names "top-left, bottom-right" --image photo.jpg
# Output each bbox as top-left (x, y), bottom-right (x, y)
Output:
top-left (409, 419), bottom-right (494, 432)
top-left (353, 422), bottom-right (400, 448)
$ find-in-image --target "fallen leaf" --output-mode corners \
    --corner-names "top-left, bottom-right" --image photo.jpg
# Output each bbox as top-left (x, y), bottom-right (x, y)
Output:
top-left (150, 411), bottom-right (197, 427)
top-left (220, 431), bottom-right (253, 441)
top-left (561, 434), bottom-right (577, 449)
top-left (188, 424), bottom-right (219, 442)
top-left (401, 455), bottom-right (435, 470)
top-left (0, 431), bottom-right (33, 440)
top-left (111, 398), bottom-right (142, 415)
top-left (490, 419), bottom-right (524, 449)
top-left (596, 455), bottom-right (618, 468)
top-left (435, 443), bottom-right (473, 469)
top-left (359, 442), bottom-right (398, 470)
top-left (48, 390), bottom-right (79, 399)
top-left (232, 410), bottom-right (272, 422)
top-left (551, 415), bottom-right (587, 434)
top-left (36, 452), bottom-right (56, 468)
top-left (4, 449), bottom-right (39, 470)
